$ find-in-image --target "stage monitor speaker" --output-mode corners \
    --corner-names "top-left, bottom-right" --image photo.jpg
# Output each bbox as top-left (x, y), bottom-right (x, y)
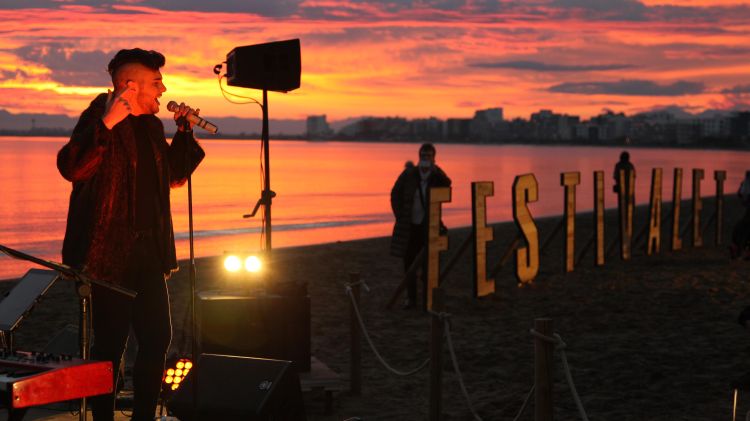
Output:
top-left (167, 353), bottom-right (306, 421)
top-left (197, 291), bottom-right (311, 372)
top-left (226, 39), bottom-right (301, 92)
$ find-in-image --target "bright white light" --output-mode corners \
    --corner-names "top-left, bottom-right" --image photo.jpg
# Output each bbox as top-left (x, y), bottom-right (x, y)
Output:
top-left (224, 255), bottom-right (242, 272)
top-left (245, 256), bottom-right (262, 273)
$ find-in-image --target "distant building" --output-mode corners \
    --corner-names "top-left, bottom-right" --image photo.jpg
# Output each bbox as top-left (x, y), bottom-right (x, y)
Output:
top-left (306, 115), bottom-right (333, 139)
top-left (411, 117), bottom-right (443, 141)
top-left (445, 118), bottom-right (472, 142)
top-left (337, 117), bottom-right (410, 140)
top-left (530, 109), bottom-right (579, 142)
top-left (470, 107), bottom-right (504, 142)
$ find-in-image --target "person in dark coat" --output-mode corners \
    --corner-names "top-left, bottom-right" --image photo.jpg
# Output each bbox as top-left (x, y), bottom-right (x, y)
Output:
top-left (57, 48), bottom-right (204, 421)
top-left (731, 171), bottom-right (750, 259)
top-left (613, 150), bottom-right (635, 196)
top-left (390, 143), bottom-right (451, 309)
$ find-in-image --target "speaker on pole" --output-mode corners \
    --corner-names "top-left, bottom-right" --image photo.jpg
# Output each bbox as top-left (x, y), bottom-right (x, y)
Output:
top-left (226, 39), bottom-right (301, 93)
top-left (167, 353), bottom-right (306, 421)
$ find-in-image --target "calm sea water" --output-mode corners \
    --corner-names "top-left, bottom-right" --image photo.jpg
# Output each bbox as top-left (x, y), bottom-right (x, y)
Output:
top-left (1, 136), bottom-right (747, 280)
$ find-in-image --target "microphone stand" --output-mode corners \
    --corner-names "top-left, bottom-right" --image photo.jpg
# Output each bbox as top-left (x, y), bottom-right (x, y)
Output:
top-left (178, 118), bottom-right (199, 419)
top-left (0, 244), bottom-right (135, 421)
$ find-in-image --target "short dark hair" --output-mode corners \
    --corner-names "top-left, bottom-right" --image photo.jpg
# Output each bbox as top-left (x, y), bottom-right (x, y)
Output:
top-left (107, 48), bottom-right (165, 83)
top-left (419, 143), bottom-right (436, 156)
top-left (620, 151), bottom-right (630, 161)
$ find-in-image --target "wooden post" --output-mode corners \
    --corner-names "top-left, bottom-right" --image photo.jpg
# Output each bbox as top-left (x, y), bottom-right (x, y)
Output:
top-left (429, 288), bottom-right (445, 421)
top-left (535, 318), bottom-right (554, 421)
top-left (349, 272), bottom-right (361, 396)
top-left (488, 234), bottom-right (521, 278)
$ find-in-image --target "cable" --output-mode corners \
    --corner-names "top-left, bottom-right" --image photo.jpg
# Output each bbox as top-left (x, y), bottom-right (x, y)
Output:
top-left (215, 70), bottom-right (266, 250)
top-left (217, 74), bottom-right (263, 107)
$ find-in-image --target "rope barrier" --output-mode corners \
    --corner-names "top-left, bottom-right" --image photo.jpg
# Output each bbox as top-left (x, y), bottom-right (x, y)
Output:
top-left (529, 329), bottom-right (590, 421)
top-left (345, 284), bottom-right (430, 376)
top-left (442, 317), bottom-right (482, 421)
top-left (511, 385), bottom-right (535, 421)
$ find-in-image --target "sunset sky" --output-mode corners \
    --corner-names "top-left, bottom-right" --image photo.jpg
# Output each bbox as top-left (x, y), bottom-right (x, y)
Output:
top-left (0, 1), bottom-right (749, 122)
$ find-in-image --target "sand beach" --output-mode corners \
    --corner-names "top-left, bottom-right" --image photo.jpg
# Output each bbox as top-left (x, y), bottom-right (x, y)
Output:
top-left (3, 194), bottom-right (750, 420)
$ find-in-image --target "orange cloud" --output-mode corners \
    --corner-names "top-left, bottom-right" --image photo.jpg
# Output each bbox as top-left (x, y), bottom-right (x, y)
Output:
top-left (0, 2), bottom-right (748, 121)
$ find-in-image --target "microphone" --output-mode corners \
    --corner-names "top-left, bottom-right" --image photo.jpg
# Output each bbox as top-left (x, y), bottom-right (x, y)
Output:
top-left (166, 101), bottom-right (219, 134)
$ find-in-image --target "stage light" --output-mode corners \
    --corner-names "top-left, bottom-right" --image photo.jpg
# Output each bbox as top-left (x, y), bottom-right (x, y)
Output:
top-left (162, 357), bottom-right (192, 396)
top-left (245, 255), bottom-right (262, 272)
top-left (224, 255), bottom-right (242, 272)
top-left (223, 252), bottom-right (263, 274)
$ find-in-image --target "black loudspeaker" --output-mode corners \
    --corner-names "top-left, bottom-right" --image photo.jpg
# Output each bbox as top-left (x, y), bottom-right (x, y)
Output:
top-left (197, 291), bottom-right (311, 372)
top-left (167, 353), bottom-right (306, 421)
top-left (226, 39), bottom-right (301, 92)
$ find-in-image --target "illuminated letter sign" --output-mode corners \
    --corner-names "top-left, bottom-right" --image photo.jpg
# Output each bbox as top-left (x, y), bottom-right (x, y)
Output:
top-left (513, 174), bottom-right (539, 284)
top-left (427, 187), bottom-right (451, 310)
top-left (561, 172), bottom-right (580, 272)
top-left (715, 170), bottom-right (727, 245)
top-left (594, 171), bottom-right (605, 266)
top-left (646, 168), bottom-right (663, 256)
top-left (692, 169), bottom-right (704, 247)
top-left (671, 168), bottom-right (683, 251)
top-left (472, 182), bottom-right (495, 298)
top-left (617, 169), bottom-right (635, 260)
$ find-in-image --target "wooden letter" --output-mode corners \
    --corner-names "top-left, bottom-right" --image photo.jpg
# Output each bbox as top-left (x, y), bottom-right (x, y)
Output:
top-left (513, 174), bottom-right (539, 284)
top-left (561, 172), bottom-right (580, 272)
top-left (426, 187), bottom-right (451, 311)
top-left (646, 168), bottom-right (663, 255)
top-left (692, 169), bottom-right (704, 247)
top-left (472, 181), bottom-right (495, 298)
top-left (671, 168), bottom-right (683, 251)
top-left (617, 169), bottom-right (635, 260)
top-left (594, 171), bottom-right (605, 266)
top-left (715, 170), bottom-right (727, 245)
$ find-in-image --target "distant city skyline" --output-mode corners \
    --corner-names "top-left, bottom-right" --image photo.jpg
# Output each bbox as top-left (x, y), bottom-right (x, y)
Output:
top-left (0, 1), bottom-right (749, 122)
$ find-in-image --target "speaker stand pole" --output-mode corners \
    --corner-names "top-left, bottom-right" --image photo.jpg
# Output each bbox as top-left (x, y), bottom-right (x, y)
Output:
top-left (262, 89), bottom-right (272, 256)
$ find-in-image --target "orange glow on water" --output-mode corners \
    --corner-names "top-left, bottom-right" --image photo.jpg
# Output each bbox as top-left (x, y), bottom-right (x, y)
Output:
top-left (2, 137), bottom-right (750, 281)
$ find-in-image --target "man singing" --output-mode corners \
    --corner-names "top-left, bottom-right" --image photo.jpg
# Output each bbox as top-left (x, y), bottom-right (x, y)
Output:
top-left (57, 48), bottom-right (205, 421)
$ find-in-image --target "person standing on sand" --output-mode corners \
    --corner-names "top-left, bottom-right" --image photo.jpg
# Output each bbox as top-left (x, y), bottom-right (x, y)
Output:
top-left (390, 143), bottom-right (451, 309)
top-left (613, 150), bottom-right (635, 196)
top-left (730, 171), bottom-right (750, 259)
top-left (57, 48), bottom-right (205, 421)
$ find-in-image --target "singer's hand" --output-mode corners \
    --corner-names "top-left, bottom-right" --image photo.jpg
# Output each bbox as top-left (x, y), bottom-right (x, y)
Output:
top-left (101, 85), bottom-right (136, 130)
top-left (173, 102), bottom-right (200, 132)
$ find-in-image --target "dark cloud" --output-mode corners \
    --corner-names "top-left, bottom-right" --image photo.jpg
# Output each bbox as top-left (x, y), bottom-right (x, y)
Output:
top-left (15, 43), bottom-right (113, 86)
top-left (721, 84), bottom-right (750, 94)
top-left (0, 0), bottom-right (303, 17)
top-left (551, 0), bottom-right (648, 20)
top-left (549, 79), bottom-right (705, 96)
top-left (471, 60), bottom-right (633, 72)
top-left (0, 69), bottom-right (31, 81)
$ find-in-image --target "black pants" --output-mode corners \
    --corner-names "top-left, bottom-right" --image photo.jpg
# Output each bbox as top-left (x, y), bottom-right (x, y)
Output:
top-left (90, 237), bottom-right (172, 421)
top-left (403, 223), bottom-right (427, 306)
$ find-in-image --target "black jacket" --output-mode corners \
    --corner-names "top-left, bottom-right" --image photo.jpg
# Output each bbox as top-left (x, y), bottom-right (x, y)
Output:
top-left (58, 93), bottom-right (205, 285)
